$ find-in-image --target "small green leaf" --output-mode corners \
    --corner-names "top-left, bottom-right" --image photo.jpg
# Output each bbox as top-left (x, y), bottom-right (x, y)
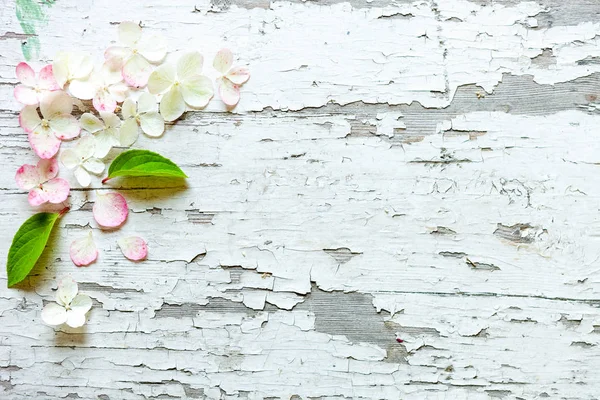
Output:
top-left (104, 150), bottom-right (188, 183)
top-left (7, 209), bottom-right (66, 287)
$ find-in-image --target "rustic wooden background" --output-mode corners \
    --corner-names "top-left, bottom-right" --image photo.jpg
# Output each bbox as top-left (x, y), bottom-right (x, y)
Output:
top-left (1, 0), bottom-right (600, 399)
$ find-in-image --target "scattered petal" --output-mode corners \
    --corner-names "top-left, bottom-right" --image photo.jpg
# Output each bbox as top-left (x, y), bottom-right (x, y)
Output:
top-left (181, 75), bottom-right (213, 108)
top-left (159, 86), bottom-right (186, 122)
top-left (139, 112), bottom-right (164, 137)
top-left (117, 236), bottom-right (147, 261)
top-left (177, 52), bottom-right (203, 81)
top-left (217, 76), bottom-right (241, 106)
top-left (213, 49), bottom-right (233, 74)
top-left (122, 54), bottom-right (152, 88)
top-left (70, 231), bottom-right (98, 267)
top-left (56, 277), bottom-right (78, 307)
top-left (41, 303), bottom-right (67, 326)
top-left (226, 66), bottom-right (251, 85)
top-left (93, 192), bottom-right (129, 228)
top-left (29, 127), bottom-right (62, 159)
top-left (147, 64), bottom-right (175, 94)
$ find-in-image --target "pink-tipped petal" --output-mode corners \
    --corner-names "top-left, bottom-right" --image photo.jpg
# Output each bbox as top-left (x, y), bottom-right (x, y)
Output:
top-left (93, 192), bottom-right (129, 228)
top-left (40, 91), bottom-right (73, 119)
top-left (19, 106), bottom-right (41, 132)
top-left (29, 128), bottom-right (61, 159)
top-left (28, 187), bottom-right (48, 206)
top-left (118, 21), bottom-right (142, 47)
top-left (14, 85), bottom-right (38, 105)
top-left (93, 89), bottom-right (117, 113)
top-left (122, 54), bottom-right (152, 88)
top-left (213, 49), bottom-right (233, 74)
top-left (37, 158), bottom-right (59, 181)
top-left (104, 46), bottom-right (131, 67)
top-left (15, 164), bottom-right (41, 190)
top-left (217, 77), bottom-right (241, 106)
top-left (16, 62), bottom-right (35, 86)
top-left (226, 66), bottom-right (250, 85)
top-left (49, 114), bottom-right (80, 140)
top-left (38, 65), bottom-right (60, 91)
top-left (117, 236), bottom-right (147, 261)
top-left (70, 231), bottom-right (98, 267)
top-left (41, 178), bottom-right (70, 204)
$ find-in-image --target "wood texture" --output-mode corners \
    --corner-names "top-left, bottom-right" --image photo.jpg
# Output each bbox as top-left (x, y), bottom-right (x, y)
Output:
top-left (1, 0), bottom-right (600, 399)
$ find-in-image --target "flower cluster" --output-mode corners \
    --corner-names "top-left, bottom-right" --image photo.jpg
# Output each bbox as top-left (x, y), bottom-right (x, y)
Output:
top-left (13, 22), bottom-right (249, 327)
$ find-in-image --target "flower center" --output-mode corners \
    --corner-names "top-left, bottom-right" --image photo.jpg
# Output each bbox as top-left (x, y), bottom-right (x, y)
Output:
top-left (41, 119), bottom-right (50, 128)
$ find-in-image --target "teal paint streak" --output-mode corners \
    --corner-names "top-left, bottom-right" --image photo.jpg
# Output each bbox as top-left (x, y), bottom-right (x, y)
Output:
top-left (15, 0), bottom-right (54, 61)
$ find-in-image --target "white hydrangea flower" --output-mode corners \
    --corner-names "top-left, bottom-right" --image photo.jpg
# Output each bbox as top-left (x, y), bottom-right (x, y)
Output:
top-left (52, 51), bottom-right (94, 90)
top-left (105, 21), bottom-right (167, 88)
top-left (213, 48), bottom-right (250, 106)
top-left (80, 112), bottom-right (122, 158)
top-left (60, 135), bottom-right (105, 187)
top-left (41, 277), bottom-right (92, 328)
top-left (120, 93), bottom-right (164, 146)
top-left (69, 62), bottom-right (129, 113)
top-left (147, 52), bottom-right (214, 122)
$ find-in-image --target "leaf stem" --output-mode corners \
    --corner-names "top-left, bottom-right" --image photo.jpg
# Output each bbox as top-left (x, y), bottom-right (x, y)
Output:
top-left (102, 177), bottom-right (110, 184)
top-left (58, 207), bottom-right (70, 217)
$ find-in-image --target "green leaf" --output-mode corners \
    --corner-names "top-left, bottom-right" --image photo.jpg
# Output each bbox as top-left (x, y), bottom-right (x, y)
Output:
top-left (104, 150), bottom-right (188, 183)
top-left (7, 210), bottom-right (64, 287)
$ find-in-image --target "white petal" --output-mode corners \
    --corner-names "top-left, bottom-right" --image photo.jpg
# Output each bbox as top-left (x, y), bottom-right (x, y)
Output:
top-left (217, 77), bottom-right (241, 106)
top-left (80, 113), bottom-right (104, 134)
top-left (60, 148), bottom-right (79, 170)
top-left (121, 98), bottom-right (137, 119)
top-left (137, 92), bottom-right (158, 113)
top-left (52, 55), bottom-right (69, 88)
top-left (139, 112), bottom-right (164, 137)
top-left (101, 61), bottom-right (123, 85)
top-left (94, 128), bottom-right (120, 158)
top-left (56, 277), bottom-right (78, 307)
top-left (49, 114), bottom-right (80, 140)
top-left (69, 52), bottom-right (94, 80)
top-left (181, 75), bottom-right (214, 108)
top-left (68, 77), bottom-right (98, 100)
top-left (83, 158), bottom-right (105, 175)
top-left (75, 135), bottom-right (97, 160)
top-left (108, 82), bottom-right (129, 103)
top-left (147, 63), bottom-right (175, 94)
top-left (66, 310), bottom-right (86, 328)
top-left (159, 86), bottom-right (186, 122)
top-left (119, 118), bottom-right (140, 146)
top-left (19, 106), bottom-right (42, 133)
top-left (213, 48), bottom-right (233, 74)
top-left (70, 231), bottom-right (98, 267)
top-left (70, 294), bottom-right (93, 315)
top-left (177, 52), bottom-right (203, 81)
top-left (100, 112), bottom-right (121, 129)
top-left (40, 91), bottom-right (73, 119)
top-left (74, 165), bottom-right (91, 187)
top-left (138, 34), bottom-right (167, 63)
top-left (122, 54), bottom-right (152, 88)
top-left (118, 21), bottom-right (141, 47)
top-left (41, 303), bottom-right (67, 326)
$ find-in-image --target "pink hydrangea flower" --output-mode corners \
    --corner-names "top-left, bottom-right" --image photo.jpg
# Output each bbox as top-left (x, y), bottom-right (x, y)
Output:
top-left (105, 21), bottom-right (167, 88)
top-left (69, 62), bottom-right (128, 113)
top-left (15, 158), bottom-right (70, 206)
top-left (14, 62), bottom-right (60, 105)
top-left (19, 91), bottom-right (81, 159)
top-left (213, 49), bottom-right (250, 106)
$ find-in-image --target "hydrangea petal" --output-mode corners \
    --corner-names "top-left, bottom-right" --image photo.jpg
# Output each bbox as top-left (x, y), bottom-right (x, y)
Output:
top-left (49, 114), bottom-right (80, 140)
top-left (118, 21), bottom-right (141, 47)
top-left (177, 52), bottom-right (203, 81)
top-left (104, 46), bottom-right (132, 68)
top-left (15, 164), bottom-right (41, 190)
top-left (70, 294), bottom-right (92, 314)
top-left (119, 118), bottom-right (139, 146)
top-left (139, 112), bottom-right (164, 137)
top-left (16, 62), bottom-right (36, 86)
top-left (213, 49), bottom-right (233, 74)
top-left (82, 158), bottom-right (105, 175)
top-left (19, 106), bottom-right (42, 132)
top-left (138, 34), bottom-right (167, 63)
top-left (41, 91), bottom-right (72, 119)
top-left (69, 53), bottom-right (94, 80)
top-left (56, 277), bottom-right (78, 307)
top-left (41, 178), bottom-right (70, 204)
top-left (226, 66), bottom-right (251, 85)
top-left (38, 65), bottom-right (60, 91)
top-left (100, 112), bottom-right (121, 129)
top-left (68, 77), bottom-right (97, 100)
top-left (117, 236), bottom-right (147, 261)
top-left (70, 231), bottom-right (98, 267)
top-left (28, 188), bottom-right (47, 206)
top-left (66, 309), bottom-right (87, 328)
top-left (60, 149), bottom-right (79, 169)
top-left (80, 113), bottom-right (104, 133)
top-left (29, 127), bottom-right (61, 159)
top-left (37, 158), bottom-right (59, 181)
top-left (217, 77), bottom-right (241, 106)
top-left (94, 128), bottom-right (120, 158)
top-left (121, 98), bottom-right (137, 119)
top-left (74, 165), bottom-right (91, 187)
top-left (52, 55), bottom-right (69, 88)
top-left (147, 64), bottom-right (175, 94)
top-left (75, 135), bottom-right (97, 160)
top-left (137, 92), bottom-right (158, 113)
top-left (93, 192), bottom-right (129, 228)
top-left (181, 75), bottom-right (214, 108)
top-left (122, 54), bottom-right (152, 88)
top-left (14, 85), bottom-right (39, 105)
top-left (41, 303), bottom-right (67, 326)
top-left (93, 89), bottom-right (117, 113)
top-left (108, 82), bottom-right (129, 103)
top-left (159, 86), bottom-right (186, 122)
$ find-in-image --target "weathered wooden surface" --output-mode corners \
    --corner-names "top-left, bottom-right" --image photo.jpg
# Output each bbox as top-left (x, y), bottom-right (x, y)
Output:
top-left (1, 0), bottom-right (600, 399)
